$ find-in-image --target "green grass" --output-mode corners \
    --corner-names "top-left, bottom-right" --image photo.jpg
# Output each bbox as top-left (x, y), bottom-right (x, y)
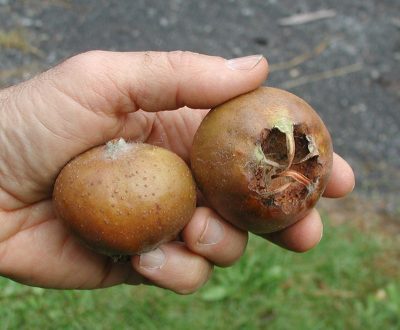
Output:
top-left (0, 219), bottom-right (399, 330)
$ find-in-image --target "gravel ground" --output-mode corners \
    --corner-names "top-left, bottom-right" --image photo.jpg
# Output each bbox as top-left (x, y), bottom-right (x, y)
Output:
top-left (1, 0), bottom-right (399, 218)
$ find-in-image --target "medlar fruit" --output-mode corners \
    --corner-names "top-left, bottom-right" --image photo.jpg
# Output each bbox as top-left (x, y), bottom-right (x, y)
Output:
top-left (53, 139), bottom-right (196, 256)
top-left (191, 87), bottom-right (333, 234)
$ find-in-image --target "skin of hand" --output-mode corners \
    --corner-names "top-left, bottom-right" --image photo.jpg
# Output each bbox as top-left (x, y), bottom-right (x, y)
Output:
top-left (0, 51), bottom-right (355, 293)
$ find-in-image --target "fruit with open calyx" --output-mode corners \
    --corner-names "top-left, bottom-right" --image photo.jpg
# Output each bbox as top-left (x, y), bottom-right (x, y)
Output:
top-left (191, 87), bottom-right (333, 234)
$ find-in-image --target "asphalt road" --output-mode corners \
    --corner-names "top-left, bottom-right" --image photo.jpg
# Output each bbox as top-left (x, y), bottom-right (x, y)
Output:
top-left (1, 0), bottom-right (399, 218)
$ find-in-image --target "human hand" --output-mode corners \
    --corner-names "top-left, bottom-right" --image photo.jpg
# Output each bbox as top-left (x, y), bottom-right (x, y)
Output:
top-left (0, 51), bottom-right (354, 293)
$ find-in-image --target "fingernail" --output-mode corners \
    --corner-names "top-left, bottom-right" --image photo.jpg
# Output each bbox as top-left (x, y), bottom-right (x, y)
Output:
top-left (139, 248), bottom-right (166, 269)
top-left (226, 54), bottom-right (263, 70)
top-left (198, 217), bottom-right (224, 245)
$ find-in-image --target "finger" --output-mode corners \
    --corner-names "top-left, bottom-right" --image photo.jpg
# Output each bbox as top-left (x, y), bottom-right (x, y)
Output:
top-left (261, 208), bottom-right (323, 252)
top-left (323, 153), bottom-right (355, 198)
top-left (182, 207), bottom-right (248, 267)
top-left (53, 50), bottom-right (268, 113)
top-left (132, 242), bottom-right (213, 295)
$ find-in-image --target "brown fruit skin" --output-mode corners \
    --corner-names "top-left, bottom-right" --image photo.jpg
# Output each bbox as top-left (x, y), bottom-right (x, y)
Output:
top-left (53, 140), bottom-right (196, 256)
top-left (191, 87), bottom-right (333, 234)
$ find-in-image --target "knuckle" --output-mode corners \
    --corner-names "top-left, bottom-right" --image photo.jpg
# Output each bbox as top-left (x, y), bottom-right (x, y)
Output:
top-left (55, 50), bottom-right (110, 80)
top-left (65, 50), bottom-right (108, 68)
top-left (165, 50), bottom-right (196, 73)
top-left (164, 50), bottom-right (194, 108)
top-left (44, 50), bottom-right (121, 107)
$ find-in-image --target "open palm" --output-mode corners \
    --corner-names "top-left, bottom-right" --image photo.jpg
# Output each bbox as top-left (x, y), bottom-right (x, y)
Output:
top-left (0, 51), bottom-right (354, 292)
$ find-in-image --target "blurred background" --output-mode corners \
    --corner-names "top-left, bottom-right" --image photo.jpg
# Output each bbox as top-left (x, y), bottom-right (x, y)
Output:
top-left (0, 0), bottom-right (399, 329)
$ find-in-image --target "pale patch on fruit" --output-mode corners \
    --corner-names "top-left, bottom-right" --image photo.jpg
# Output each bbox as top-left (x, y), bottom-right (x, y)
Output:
top-left (105, 138), bottom-right (132, 159)
top-left (273, 117), bottom-right (293, 135)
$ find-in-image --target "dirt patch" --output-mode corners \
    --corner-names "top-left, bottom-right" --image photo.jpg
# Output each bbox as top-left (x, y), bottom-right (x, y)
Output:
top-left (319, 192), bottom-right (400, 237)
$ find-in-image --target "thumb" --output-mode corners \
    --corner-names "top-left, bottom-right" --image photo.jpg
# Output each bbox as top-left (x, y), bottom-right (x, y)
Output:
top-left (51, 50), bottom-right (268, 113)
top-left (0, 51), bottom-right (267, 206)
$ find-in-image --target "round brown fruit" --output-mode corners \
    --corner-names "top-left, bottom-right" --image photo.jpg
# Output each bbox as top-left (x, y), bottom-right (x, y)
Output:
top-left (53, 139), bottom-right (196, 256)
top-left (191, 87), bottom-right (333, 234)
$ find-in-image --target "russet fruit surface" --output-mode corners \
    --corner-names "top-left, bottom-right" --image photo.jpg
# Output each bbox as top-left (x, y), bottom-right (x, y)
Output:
top-left (53, 139), bottom-right (196, 256)
top-left (191, 87), bottom-right (333, 234)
